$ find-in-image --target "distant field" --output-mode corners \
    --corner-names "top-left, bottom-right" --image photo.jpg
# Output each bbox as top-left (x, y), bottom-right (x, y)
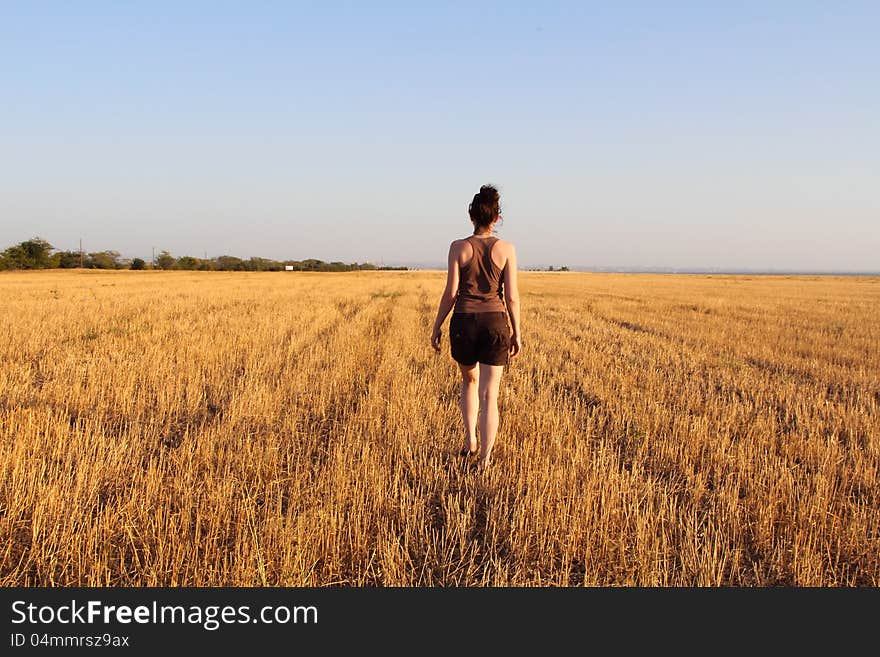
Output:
top-left (1, 270), bottom-right (877, 585)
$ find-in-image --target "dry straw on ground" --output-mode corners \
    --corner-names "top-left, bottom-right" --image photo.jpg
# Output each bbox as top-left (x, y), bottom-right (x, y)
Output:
top-left (0, 270), bottom-right (877, 585)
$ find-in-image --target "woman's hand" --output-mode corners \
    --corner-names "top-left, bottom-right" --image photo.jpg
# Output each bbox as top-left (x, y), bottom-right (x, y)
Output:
top-left (431, 326), bottom-right (443, 353)
top-left (509, 332), bottom-right (522, 358)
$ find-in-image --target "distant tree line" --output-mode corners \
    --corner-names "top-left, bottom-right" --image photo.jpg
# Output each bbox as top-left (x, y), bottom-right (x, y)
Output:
top-left (524, 265), bottom-right (570, 272)
top-left (0, 237), bottom-right (407, 272)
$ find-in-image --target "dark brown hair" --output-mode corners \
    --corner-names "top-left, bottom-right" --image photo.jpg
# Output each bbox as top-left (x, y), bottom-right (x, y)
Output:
top-left (468, 184), bottom-right (501, 230)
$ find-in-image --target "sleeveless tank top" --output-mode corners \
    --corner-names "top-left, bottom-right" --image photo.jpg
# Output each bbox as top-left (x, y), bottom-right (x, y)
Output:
top-left (453, 236), bottom-right (507, 313)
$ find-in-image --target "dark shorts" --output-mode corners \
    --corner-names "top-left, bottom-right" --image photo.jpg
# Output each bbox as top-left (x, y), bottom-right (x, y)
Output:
top-left (449, 311), bottom-right (510, 366)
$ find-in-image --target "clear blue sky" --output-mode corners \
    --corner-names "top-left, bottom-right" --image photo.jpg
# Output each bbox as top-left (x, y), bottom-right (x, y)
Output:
top-left (2, 2), bottom-right (878, 271)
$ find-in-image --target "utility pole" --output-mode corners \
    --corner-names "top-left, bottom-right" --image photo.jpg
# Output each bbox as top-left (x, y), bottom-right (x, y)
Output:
top-left (79, 238), bottom-right (83, 269)
top-left (152, 246), bottom-right (156, 268)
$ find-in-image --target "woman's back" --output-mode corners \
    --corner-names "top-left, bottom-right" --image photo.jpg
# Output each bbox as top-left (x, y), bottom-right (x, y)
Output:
top-left (454, 236), bottom-right (507, 314)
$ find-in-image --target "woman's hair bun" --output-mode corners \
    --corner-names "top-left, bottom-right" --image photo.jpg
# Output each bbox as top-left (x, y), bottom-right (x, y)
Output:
top-left (469, 184), bottom-right (501, 229)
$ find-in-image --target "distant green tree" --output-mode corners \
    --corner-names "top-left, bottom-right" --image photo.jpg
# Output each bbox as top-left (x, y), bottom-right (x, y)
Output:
top-left (301, 258), bottom-right (325, 271)
top-left (0, 237), bottom-right (54, 269)
top-left (244, 257), bottom-right (282, 271)
top-left (22, 238), bottom-right (54, 268)
top-left (130, 258), bottom-right (146, 270)
top-left (0, 245), bottom-right (26, 270)
top-left (87, 250), bottom-right (122, 269)
top-left (59, 251), bottom-right (80, 268)
top-left (215, 255), bottom-right (244, 271)
top-left (156, 250), bottom-right (176, 270)
top-left (0, 248), bottom-right (18, 270)
top-left (55, 251), bottom-right (82, 268)
top-left (175, 256), bottom-right (201, 270)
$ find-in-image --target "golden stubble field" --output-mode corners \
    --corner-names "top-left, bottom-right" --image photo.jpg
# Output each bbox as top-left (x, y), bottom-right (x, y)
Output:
top-left (0, 270), bottom-right (877, 586)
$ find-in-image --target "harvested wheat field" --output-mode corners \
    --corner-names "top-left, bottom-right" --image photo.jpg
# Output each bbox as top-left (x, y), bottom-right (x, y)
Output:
top-left (0, 269), bottom-right (878, 586)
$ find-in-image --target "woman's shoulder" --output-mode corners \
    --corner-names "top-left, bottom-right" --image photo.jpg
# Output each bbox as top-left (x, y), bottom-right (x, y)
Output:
top-left (492, 237), bottom-right (515, 252)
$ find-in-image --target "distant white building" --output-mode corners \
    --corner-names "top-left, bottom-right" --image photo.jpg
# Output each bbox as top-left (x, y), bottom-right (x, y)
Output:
top-left (284, 265), bottom-right (294, 271)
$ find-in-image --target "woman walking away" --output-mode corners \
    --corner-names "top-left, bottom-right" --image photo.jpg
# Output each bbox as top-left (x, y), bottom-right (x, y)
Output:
top-left (431, 184), bottom-right (522, 468)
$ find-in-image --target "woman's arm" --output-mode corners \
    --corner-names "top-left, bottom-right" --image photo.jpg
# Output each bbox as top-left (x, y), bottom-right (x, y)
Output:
top-left (431, 241), bottom-right (460, 353)
top-left (503, 243), bottom-right (522, 357)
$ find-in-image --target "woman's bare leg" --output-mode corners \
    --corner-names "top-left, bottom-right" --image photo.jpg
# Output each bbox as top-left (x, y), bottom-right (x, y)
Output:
top-left (458, 362), bottom-right (479, 453)
top-left (477, 363), bottom-right (504, 467)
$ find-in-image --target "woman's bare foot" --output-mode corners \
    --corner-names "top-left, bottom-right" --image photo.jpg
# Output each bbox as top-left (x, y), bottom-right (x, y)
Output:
top-left (460, 434), bottom-right (478, 456)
